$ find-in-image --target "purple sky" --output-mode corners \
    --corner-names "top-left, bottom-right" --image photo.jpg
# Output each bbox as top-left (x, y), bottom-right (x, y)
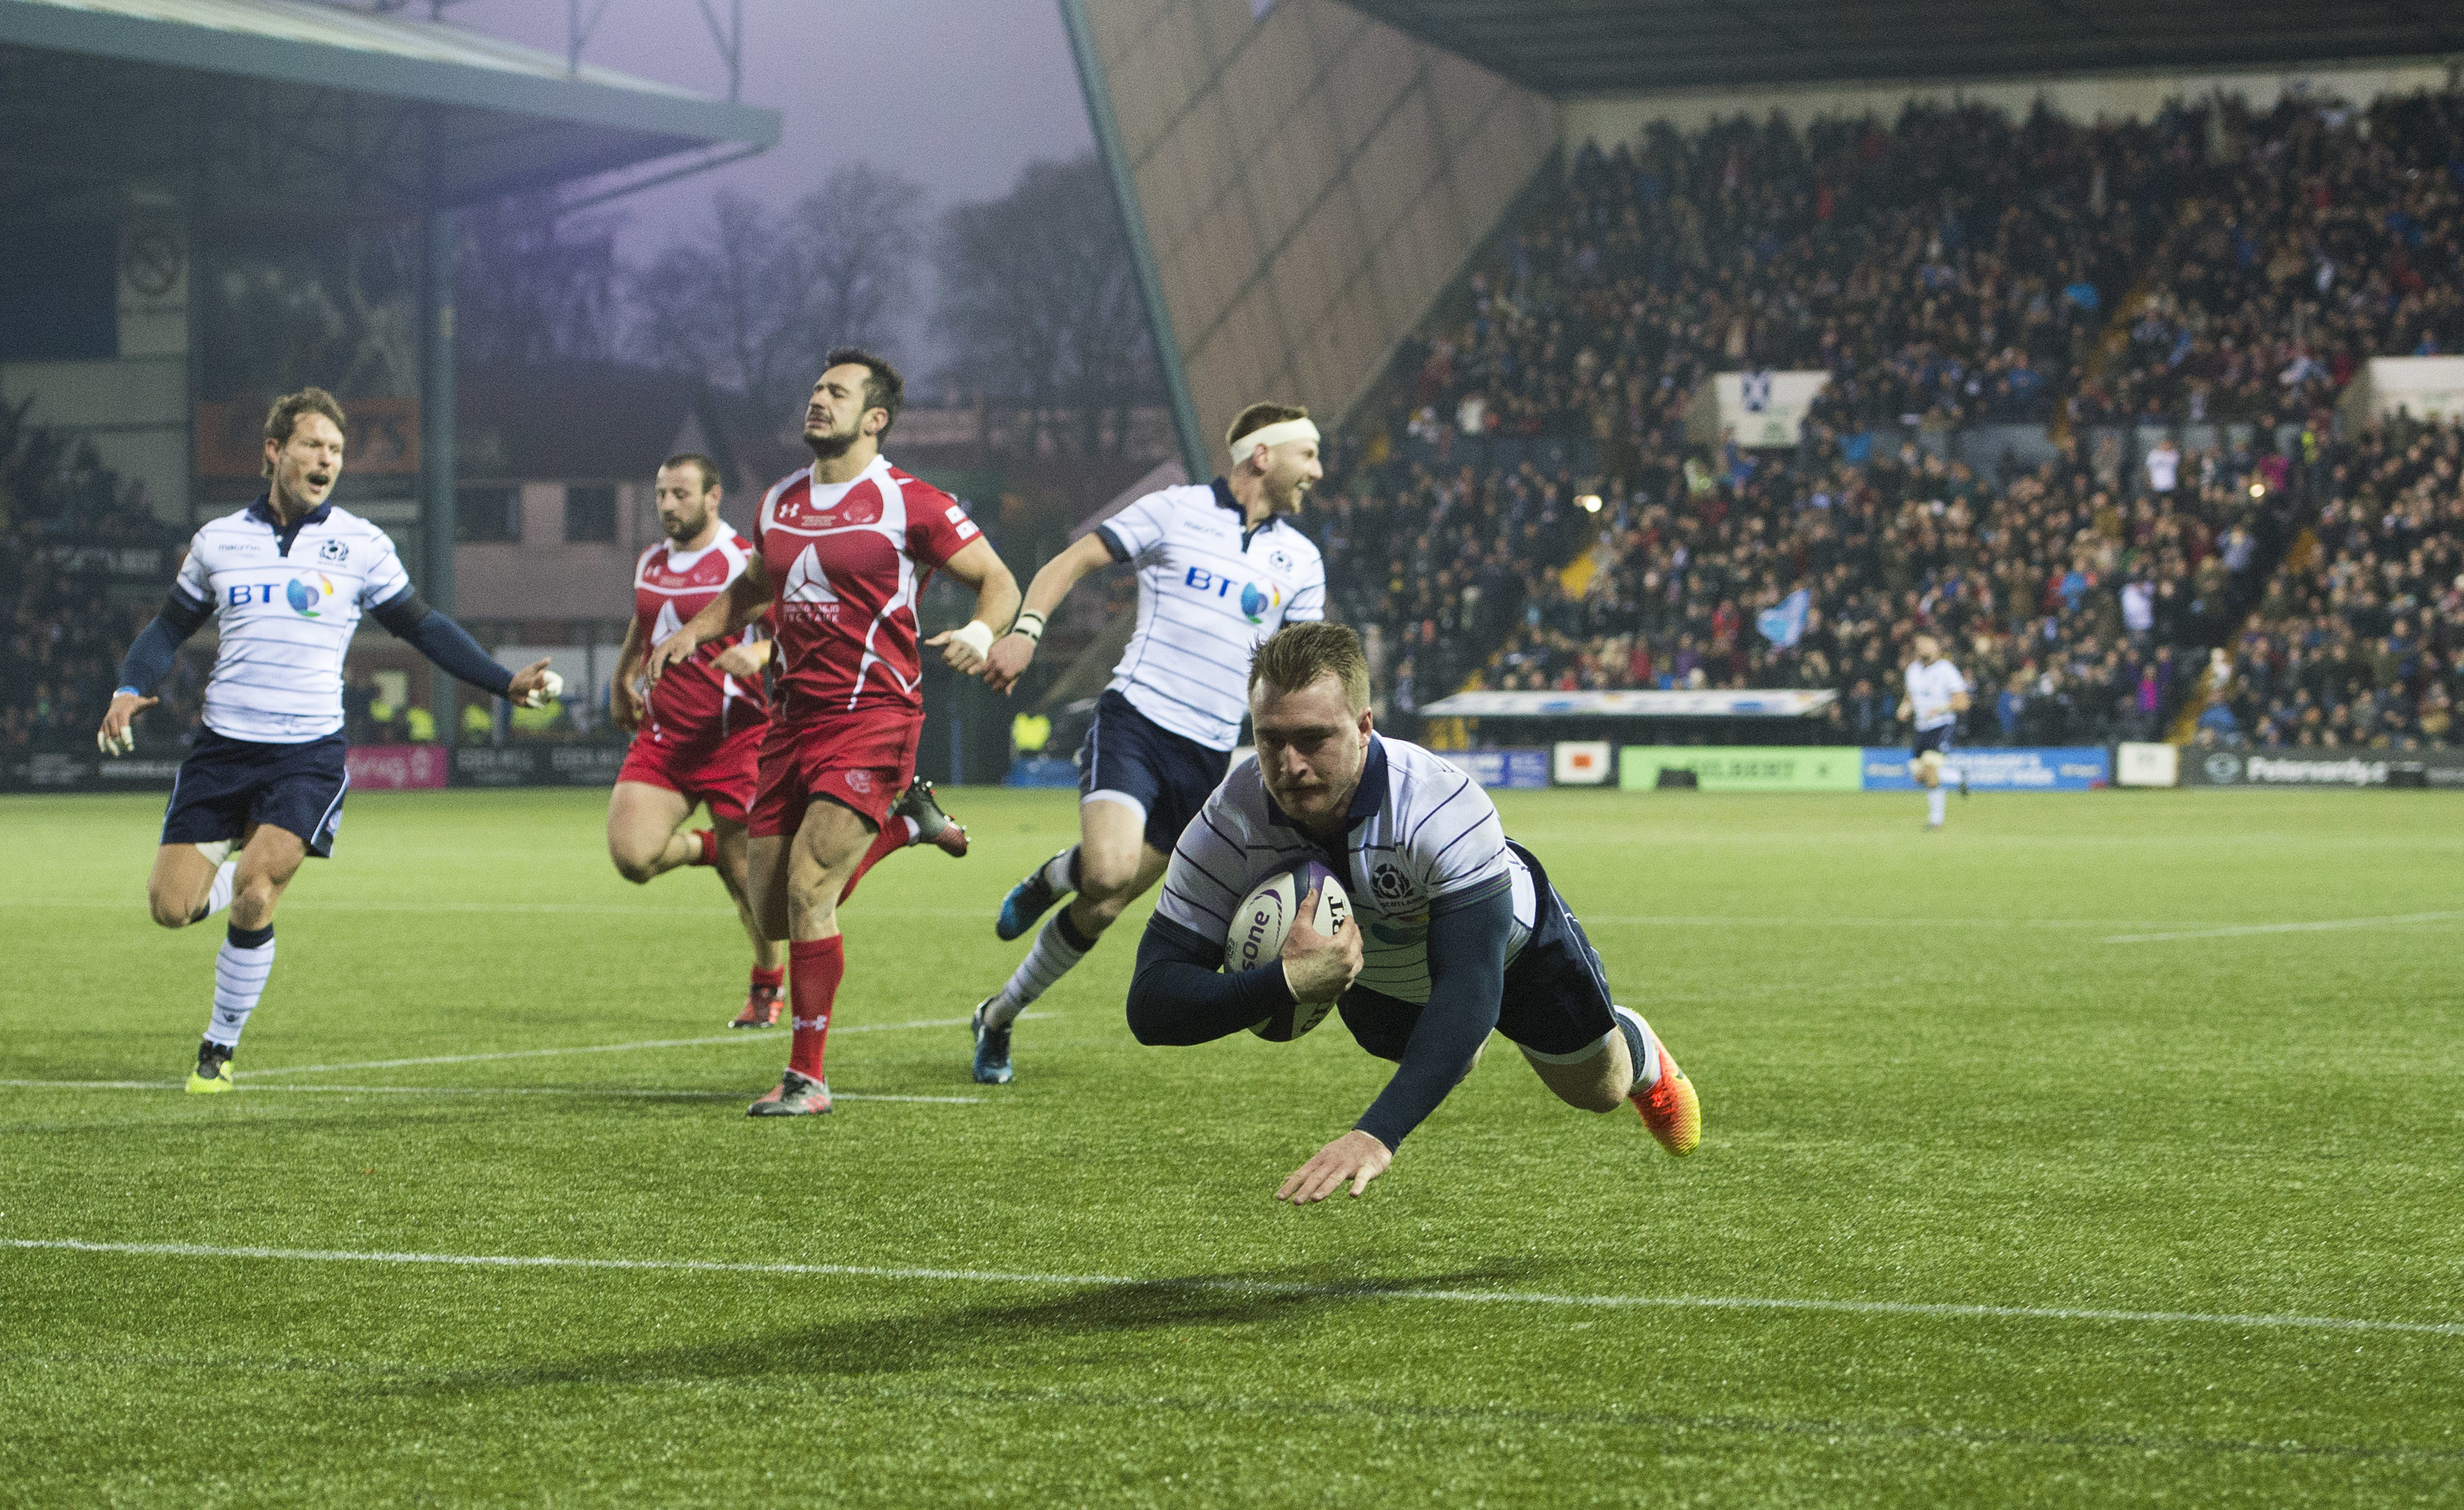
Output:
top-left (445, 1), bottom-right (1095, 257)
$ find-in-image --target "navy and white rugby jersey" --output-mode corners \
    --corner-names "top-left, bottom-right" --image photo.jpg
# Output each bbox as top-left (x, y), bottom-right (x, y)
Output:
top-left (1096, 478), bottom-right (1326, 751)
top-left (1904, 657), bottom-right (1968, 731)
top-left (171, 498), bottom-right (412, 743)
top-left (1153, 735), bottom-right (1536, 1005)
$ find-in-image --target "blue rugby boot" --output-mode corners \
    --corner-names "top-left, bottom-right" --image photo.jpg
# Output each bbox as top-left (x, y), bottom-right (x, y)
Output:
top-left (971, 997), bottom-right (1015, 1085)
top-left (996, 847), bottom-right (1073, 942)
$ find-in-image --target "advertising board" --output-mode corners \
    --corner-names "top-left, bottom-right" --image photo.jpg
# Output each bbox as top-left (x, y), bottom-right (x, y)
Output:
top-left (2115, 742), bottom-right (2179, 788)
top-left (1454, 749), bottom-right (1550, 790)
top-left (346, 744), bottom-right (449, 791)
top-left (452, 744), bottom-right (631, 788)
top-left (1619, 746), bottom-right (1863, 791)
top-left (2180, 749), bottom-right (2464, 789)
top-left (1552, 741), bottom-right (1611, 785)
top-left (1861, 747), bottom-right (2111, 791)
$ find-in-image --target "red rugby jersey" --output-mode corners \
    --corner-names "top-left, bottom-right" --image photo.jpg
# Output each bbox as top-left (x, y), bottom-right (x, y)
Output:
top-left (754, 455), bottom-right (979, 718)
top-left (632, 531), bottom-right (770, 738)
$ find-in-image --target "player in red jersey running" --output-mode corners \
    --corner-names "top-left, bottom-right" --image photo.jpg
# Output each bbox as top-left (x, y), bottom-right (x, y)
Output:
top-left (614, 453), bottom-right (970, 1028)
top-left (645, 350), bottom-right (1019, 1115)
top-left (607, 454), bottom-right (786, 1026)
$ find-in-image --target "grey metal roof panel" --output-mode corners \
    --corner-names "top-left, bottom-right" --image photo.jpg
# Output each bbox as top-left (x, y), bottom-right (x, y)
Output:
top-left (0, 0), bottom-right (777, 148)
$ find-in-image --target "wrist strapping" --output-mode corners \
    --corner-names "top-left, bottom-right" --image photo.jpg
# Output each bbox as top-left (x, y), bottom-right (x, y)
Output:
top-left (1011, 611), bottom-right (1046, 642)
top-left (951, 620), bottom-right (995, 659)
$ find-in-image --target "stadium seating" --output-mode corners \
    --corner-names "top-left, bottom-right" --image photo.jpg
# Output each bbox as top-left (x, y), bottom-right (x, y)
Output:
top-left (1320, 92), bottom-right (2463, 753)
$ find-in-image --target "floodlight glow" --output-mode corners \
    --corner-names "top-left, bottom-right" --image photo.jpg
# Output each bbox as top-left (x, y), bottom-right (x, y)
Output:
top-left (1577, 494), bottom-right (1602, 514)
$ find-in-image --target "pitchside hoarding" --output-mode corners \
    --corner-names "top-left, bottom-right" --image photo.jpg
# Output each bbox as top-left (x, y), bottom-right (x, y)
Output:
top-left (1861, 747), bottom-right (2112, 791)
top-left (1619, 746), bottom-right (1864, 791)
top-left (2180, 749), bottom-right (2464, 788)
top-left (1453, 749), bottom-right (1551, 789)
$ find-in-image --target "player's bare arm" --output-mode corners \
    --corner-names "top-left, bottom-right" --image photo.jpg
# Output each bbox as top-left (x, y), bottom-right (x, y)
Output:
top-left (610, 616), bottom-right (645, 732)
top-left (985, 530), bottom-right (1114, 688)
top-left (645, 554), bottom-right (773, 682)
top-left (923, 536), bottom-right (1023, 688)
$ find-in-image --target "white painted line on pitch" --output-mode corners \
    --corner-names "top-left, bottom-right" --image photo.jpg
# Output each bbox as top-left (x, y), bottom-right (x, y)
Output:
top-left (0, 1081), bottom-right (981, 1105)
top-left (5, 1237), bottom-right (2457, 1339)
top-left (242, 1014), bottom-right (1049, 1079)
top-left (2102, 911), bottom-right (2464, 944)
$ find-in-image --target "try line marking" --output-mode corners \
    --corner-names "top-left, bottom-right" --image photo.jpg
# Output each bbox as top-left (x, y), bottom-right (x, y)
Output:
top-left (5, 1238), bottom-right (2457, 1339)
top-left (0, 1081), bottom-right (981, 1105)
top-left (239, 1014), bottom-right (1048, 1079)
top-left (2102, 911), bottom-right (2464, 944)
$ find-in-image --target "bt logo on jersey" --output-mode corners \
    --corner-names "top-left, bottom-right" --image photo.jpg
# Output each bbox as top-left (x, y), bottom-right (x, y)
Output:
top-left (284, 575), bottom-right (335, 617)
top-left (1182, 567), bottom-right (1281, 623)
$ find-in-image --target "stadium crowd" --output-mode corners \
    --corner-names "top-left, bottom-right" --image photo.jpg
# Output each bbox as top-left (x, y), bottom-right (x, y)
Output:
top-left (2203, 414), bottom-right (2463, 750)
top-left (0, 417), bottom-right (194, 756)
top-left (1320, 89), bottom-right (2464, 752)
top-left (2082, 92), bottom-right (2464, 428)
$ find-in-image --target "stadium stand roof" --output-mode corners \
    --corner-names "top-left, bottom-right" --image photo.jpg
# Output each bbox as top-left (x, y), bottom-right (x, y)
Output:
top-left (0, 0), bottom-right (779, 218)
top-left (1338, 0), bottom-right (2464, 96)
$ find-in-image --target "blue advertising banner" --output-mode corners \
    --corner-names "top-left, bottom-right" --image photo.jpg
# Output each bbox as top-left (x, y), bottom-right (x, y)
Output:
top-left (1861, 747), bottom-right (2111, 791)
top-left (1453, 748), bottom-right (1551, 789)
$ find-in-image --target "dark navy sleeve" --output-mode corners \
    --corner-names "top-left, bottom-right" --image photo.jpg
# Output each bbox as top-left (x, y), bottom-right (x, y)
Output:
top-left (1094, 524), bottom-right (1133, 563)
top-left (113, 589), bottom-right (210, 694)
top-left (1353, 884), bottom-right (1511, 1151)
top-left (372, 589), bottom-right (516, 697)
top-left (1126, 913), bottom-right (1297, 1046)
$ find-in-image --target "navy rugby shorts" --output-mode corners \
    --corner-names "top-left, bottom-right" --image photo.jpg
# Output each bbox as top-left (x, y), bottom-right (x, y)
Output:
top-left (161, 728), bottom-right (350, 858)
top-left (1337, 841), bottom-right (1619, 1063)
top-left (1076, 689), bottom-right (1231, 853)
top-left (1911, 724), bottom-right (1957, 758)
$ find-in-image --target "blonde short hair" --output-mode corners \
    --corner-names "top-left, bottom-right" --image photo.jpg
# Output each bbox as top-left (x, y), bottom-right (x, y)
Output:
top-left (1248, 621), bottom-right (1369, 713)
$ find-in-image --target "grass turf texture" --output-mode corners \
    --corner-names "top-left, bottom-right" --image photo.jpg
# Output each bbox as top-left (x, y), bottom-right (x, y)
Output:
top-left (3, 786), bottom-right (2461, 1507)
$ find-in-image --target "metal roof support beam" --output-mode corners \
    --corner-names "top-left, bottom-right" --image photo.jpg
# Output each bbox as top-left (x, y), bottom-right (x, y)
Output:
top-left (1058, 0), bottom-right (1207, 485)
top-left (419, 113), bottom-right (460, 744)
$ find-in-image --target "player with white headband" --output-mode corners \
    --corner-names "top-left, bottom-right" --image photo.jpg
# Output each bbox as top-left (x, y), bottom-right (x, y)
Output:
top-left (962, 402), bottom-right (1329, 1084)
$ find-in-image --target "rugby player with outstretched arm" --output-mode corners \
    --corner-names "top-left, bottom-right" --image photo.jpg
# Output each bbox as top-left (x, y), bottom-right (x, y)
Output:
top-left (97, 388), bottom-right (557, 1092)
top-left (643, 350), bottom-right (1018, 1116)
top-left (1124, 622), bottom-right (1700, 1202)
top-left (963, 403), bottom-right (1327, 1084)
top-left (606, 454), bottom-right (970, 1030)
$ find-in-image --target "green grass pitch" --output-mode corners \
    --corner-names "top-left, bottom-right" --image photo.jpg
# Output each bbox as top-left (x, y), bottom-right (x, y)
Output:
top-left (3, 785), bottom-right (2462, 1506)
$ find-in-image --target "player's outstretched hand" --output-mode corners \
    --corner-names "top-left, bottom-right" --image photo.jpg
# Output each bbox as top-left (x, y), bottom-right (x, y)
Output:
top-left (1279, 886), bottom-right (1363, 1005)
top-left (927, 621), bottom-right (995, 678)
top-left (96, 691), bottom-right (157, 757)
top-left (642, 629), bottom-right (699, 684)
top-left (982, 631), bottom-right (1036, 695)
top-left (1276, 1129), bottom-right (1392, 1204)
top-left (712, 640), bottom-right (768, 679)
top-left (506, 659), bottom-right (562, 709)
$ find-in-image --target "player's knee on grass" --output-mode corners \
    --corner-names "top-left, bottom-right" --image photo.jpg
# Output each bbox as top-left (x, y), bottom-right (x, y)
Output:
top-left (1520, 1030), bottom-right (1630, 1114)
top-left (147, 884), bottom-right (201, 930)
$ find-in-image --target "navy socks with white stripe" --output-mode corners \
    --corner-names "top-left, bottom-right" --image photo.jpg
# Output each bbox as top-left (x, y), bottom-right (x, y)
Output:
top-left (985, 906), bottom-right (1096, 1029)
top-left (208, 921), bottom-right (275, 1050)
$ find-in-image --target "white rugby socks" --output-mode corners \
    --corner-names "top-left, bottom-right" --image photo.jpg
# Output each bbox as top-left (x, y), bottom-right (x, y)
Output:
top-left (984, 907), bottom-right (1095, 1028)
top-left (1927, 787), bottom-right (1947, 826)
top-left (191, 860), bottom-right (237, 923)
top-left (1039, 847), bottom-right (1079, 896)
top-left (208, 922), bottom-right (275, 1049)
top-left (1612, 1005), bottom-right (1663, 1090)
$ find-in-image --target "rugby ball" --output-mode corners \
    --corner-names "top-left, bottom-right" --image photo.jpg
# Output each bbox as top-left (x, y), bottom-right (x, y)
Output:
top-left (1227, 860), bottom-right (1352, 1042)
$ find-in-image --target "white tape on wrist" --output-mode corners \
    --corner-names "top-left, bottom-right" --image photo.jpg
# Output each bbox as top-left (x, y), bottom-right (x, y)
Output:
top-left (1012, 612), bottom-right (1046, 642)
top-left (524, 670), bottom-right (565, 709)
top-left (951, 621), bottom-right (995, 659)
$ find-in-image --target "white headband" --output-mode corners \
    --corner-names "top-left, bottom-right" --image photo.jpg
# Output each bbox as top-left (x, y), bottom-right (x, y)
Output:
top-left (1230, 417), bottom-right (1320, 458)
